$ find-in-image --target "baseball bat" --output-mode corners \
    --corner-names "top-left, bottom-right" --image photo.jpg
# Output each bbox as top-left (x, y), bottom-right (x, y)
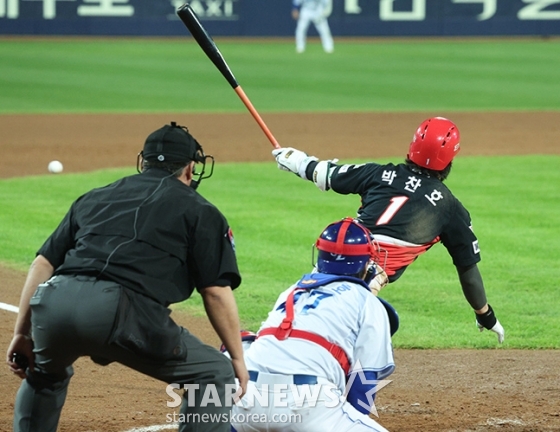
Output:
top-left (176, 3), bottom-right (280, 149)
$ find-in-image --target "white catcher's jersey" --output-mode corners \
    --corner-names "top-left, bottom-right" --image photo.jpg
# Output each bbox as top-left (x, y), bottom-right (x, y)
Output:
top-left (245, 274), bottom-right (395, 393)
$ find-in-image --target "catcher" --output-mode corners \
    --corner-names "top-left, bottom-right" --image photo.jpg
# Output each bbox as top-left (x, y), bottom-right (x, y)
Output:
top-left (272, 117), bottom-right (504, 343)
top-left (231, 218), bottom-right (398, 432)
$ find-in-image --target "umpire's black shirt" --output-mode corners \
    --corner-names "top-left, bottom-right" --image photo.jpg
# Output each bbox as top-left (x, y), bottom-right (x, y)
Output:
top-left (37, 168), bottom-right (241, 306)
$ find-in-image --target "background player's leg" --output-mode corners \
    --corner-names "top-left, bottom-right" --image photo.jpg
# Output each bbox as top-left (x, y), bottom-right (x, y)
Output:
top-left (314, 18), bottom-right (334, 53)
top-left (295, 9), bottom-right (312, 53)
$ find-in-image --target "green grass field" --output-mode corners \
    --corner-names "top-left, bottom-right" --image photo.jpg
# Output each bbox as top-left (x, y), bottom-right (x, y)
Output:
top-left (1, 156), bottom-right (559, 348)
top-left (1, 38), bottom-right (559, 113)
top-left (1, 38), bottom-right (559, 349)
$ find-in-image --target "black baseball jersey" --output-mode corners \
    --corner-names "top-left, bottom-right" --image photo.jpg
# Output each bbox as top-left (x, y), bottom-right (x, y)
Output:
top-left (38, 168), bottom-right (241, 306)
top-left (329, 162), bottom-right (480, 281)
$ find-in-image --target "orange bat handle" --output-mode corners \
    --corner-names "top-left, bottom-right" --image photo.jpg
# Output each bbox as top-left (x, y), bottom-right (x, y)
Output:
top-left (234, 86), bottom-right (280, 149)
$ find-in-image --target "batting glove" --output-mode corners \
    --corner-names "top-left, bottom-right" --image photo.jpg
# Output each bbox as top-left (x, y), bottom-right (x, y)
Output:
top-left (475, 304), bottom-right (505, 344)
top-left (272, 147), bottom-right (318, 180)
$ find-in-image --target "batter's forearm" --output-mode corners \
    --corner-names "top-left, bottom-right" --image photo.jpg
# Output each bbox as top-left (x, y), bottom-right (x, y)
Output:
top-left (272, 148), bottom-right (337, 191)
top-left (456, 264), bottom-right (488, 311)
top-left (305, 160), bottom-right (319, 180)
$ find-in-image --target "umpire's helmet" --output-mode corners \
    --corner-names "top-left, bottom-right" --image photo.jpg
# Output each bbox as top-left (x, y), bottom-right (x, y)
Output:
top-left (315, 218), bottom-right (375, 276)
top-left (408, 117), bottom-right (460, 171)
top-left (142, 122), bottom-right (205, 164)
top-left (139, 122), bottom-right (215, 187)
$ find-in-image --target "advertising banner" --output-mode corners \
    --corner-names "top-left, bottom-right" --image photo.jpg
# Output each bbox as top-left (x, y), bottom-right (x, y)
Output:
top-left (1, 0), bottom-right (559, 36)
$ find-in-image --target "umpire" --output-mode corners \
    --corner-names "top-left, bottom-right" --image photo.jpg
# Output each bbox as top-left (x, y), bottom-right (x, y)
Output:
top-left (6, 122), bottom-right (249, 432)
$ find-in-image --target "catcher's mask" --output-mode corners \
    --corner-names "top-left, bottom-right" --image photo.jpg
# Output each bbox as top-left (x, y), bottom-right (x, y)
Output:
top-left (137, 121), bottom-right (214, 188)
top-left (313, 217), bottom-right (385, 283)
top-left (313, 217), bottom-right (397, 334)
top-left (407, 116), bottom-right (460, 171)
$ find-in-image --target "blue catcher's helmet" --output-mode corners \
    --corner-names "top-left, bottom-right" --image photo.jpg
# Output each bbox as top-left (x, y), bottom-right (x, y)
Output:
top-left (315, 217), bottom-right (375, 276)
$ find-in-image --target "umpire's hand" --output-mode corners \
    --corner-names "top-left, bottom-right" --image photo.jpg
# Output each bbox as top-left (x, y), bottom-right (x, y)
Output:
top-left (6, 334), bottom-right (35, 379)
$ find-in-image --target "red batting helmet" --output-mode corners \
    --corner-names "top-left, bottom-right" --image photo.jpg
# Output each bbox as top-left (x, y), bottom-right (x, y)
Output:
top-left (407, 117), bottom-right (460, 171)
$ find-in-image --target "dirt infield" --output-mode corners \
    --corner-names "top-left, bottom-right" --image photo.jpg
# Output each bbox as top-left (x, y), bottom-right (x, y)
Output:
top-left (1, 112), bottom-right (559, 432)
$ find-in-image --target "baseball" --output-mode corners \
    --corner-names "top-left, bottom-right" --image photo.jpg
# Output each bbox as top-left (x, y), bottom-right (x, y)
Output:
top-left (48, 160), bottom-right (63, 174)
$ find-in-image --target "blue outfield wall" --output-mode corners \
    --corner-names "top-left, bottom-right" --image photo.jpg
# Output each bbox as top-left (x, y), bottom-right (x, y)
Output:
top-left (1, 0), bottom-right (560, 37)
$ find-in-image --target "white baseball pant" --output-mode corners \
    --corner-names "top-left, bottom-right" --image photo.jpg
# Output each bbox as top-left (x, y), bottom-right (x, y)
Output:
top-left (231, 372), bottom-right (389, 432)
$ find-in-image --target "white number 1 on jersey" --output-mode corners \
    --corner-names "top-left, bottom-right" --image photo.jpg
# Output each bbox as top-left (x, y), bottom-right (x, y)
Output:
top-left (376, 196), bottom-right (408, 225)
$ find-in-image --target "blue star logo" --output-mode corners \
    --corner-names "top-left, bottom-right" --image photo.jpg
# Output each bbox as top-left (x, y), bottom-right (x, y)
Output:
top-left (344, 360), bottom-right (392, 417)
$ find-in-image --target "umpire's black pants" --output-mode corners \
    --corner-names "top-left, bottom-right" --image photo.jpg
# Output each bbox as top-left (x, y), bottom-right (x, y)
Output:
top-left (13, 275), bottom-right (235, 432)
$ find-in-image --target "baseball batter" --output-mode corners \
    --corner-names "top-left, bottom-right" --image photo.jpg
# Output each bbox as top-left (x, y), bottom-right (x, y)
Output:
top-left (272, 117), bottom-right (505, 343)
top-left (292, 0), bottom-right (334, 53)
top-left (6, 122), bottom-right (248, 432)
top-left (231, 218), bottom-right (398, 432)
